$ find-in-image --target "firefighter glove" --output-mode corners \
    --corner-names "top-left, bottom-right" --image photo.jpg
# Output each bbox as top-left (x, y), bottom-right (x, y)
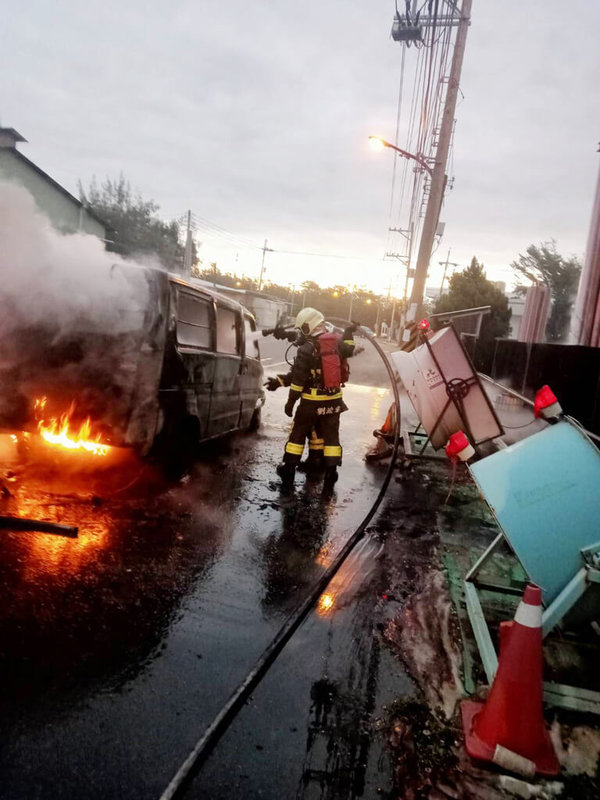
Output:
top-left (284, 398), bottom-right (296, 417)
top-left (265, 377), bottom-right (281, 391)
top-left (273, 327), bottom-right (290, 341)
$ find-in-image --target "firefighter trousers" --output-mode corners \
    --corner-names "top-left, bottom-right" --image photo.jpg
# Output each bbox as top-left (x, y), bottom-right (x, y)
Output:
top-left (283, 401), bottom-right (343, 467)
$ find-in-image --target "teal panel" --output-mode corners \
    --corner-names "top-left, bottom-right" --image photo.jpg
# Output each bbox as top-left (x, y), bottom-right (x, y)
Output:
top-left (470, 421), bottom-right (600, 605)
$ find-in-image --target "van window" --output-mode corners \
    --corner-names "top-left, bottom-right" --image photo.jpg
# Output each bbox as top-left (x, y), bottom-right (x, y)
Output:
top-left (244, 316), bottom-right (259, 359)
top-left (177, 292), bottom-right (213, 349)
top-left (216, 307), bottom-right (240, 354)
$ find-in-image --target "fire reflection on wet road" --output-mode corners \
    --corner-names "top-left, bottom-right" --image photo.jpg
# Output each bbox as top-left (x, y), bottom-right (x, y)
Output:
top-left (0, 378), bottom-right (408, 800)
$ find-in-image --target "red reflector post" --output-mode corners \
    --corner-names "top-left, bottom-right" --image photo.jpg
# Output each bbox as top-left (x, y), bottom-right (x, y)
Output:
top-left (445, 430), bottom-right (474, 462)
top-left (533, 385), bottom-right (562, 420)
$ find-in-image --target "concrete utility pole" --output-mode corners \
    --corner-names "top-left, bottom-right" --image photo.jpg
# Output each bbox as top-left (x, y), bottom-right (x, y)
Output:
top-left (183, 210), bottom-right (193, 278)
top-left (386, 221), bottom-right (416, 338)
top-left (571, 147), bottom-right (600, 346)
top-left (439, 250), bottom-right (459, 296)
top-left (258, 239), bottom-right (273, 291)
top-left (406, 0), bottom-right (472, 326)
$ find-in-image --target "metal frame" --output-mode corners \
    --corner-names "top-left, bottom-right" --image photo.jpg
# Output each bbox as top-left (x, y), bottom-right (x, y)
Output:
top-left (429, 305), bottom-right (491, 342)
top-left (403, 424), bottom-right (448, 461)
top-left (402, 323), bottom-right (504, 457)
top-left (464, 534), bottom-right (600, 714)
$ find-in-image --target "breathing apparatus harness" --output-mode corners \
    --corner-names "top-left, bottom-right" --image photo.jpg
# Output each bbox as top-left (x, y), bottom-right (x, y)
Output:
top-left (263, 325), bottom-right (349, 386)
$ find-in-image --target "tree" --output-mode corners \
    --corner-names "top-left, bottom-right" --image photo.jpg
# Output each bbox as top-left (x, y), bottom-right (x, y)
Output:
top-left (79, 174), bottom-right (190, 270)
top-left (434, 258), bottom-right (511, 368)
top-left (192, 266), bottom-right (384, 329)
top-left (510, 241), bottom-right (581, 342)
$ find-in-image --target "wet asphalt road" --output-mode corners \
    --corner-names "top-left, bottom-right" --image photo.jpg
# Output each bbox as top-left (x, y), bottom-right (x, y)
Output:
top-left (0, 338), bottom-right (413, 799)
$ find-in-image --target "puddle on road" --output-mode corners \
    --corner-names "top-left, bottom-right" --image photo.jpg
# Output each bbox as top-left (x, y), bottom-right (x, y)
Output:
top-left (316, 535), bottom-right (385, 616)
top-left (0, 388), bottom-right (397, 800)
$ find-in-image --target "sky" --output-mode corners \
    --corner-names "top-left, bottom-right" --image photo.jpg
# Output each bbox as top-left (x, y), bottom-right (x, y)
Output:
top-left (2, 0), bottom-right (599, 298)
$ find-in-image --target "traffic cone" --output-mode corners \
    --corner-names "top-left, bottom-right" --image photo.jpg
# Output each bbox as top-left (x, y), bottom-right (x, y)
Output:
top-left (366, 404), bottom-right (397, 460)
top-left (460, 584), bottom-right (559, 776)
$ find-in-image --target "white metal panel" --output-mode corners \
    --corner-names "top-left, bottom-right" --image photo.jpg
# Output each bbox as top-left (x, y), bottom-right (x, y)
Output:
top-left (392, 326), bottom-right (502, 448)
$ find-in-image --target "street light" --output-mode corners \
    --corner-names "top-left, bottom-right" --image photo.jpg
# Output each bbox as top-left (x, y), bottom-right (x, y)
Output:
top-left (368, 136), bottom-right (433, 177)
top-left (349, 293), bottom-right (355, 321)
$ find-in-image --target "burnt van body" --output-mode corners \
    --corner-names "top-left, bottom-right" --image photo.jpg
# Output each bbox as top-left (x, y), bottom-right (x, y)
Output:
top-left (0, 265), bottom-right (264, 455)
top-left (155, 273), bottom-right (264, 452)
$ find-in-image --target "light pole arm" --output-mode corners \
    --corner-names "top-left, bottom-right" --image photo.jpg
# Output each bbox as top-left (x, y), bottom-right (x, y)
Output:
top-left (369, 136), bottom-right (432, 176)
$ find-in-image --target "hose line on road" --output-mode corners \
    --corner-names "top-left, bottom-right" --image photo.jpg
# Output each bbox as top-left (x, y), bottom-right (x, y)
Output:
top-left (159, 325), bottom-right (402, 800)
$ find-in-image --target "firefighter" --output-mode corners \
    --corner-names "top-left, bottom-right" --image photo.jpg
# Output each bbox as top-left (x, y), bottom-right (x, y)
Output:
top-left (264, 326), bottom-right (325, 472)
top-left (265, 307), bottom-right (356, 489)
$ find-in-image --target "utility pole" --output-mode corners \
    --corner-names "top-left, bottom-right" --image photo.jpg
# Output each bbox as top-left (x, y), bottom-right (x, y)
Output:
top-left (386, 221), bottom-right (415, 339)
top-left (183, 209), bottom-right (193, 278)
top-left (258, 239), bottom-right (273, 291)
top-left (348, 292), bottom-right (355, 322)
top-left (384, 276), bottom-right (397, 341)
top-left (405, 0), bottom-right (472, 326)
top-left (571, 146), bottom-right (600, 345)
top-left (439, 249), bottom-right (459, 296)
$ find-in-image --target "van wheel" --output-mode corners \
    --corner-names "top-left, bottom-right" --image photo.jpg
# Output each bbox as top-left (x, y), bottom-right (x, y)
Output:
top-left (248, 406), bottom-right (261, 432)
top-left (158, 414), bottom-right (200, 479)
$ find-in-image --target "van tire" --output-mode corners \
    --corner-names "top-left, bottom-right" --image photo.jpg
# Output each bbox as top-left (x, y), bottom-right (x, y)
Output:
top-left (248, 406), bottom-right (261, 432)
top-left (156, 413), bottom-right (200, 479)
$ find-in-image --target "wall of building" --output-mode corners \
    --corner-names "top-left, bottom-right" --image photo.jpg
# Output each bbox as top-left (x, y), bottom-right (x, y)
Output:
top-left (507, 292), bottom-right (525, 339)
top-left (248, 295), bottom-right (288, 328)
top-left (0, 150), bottom-right (105, 239)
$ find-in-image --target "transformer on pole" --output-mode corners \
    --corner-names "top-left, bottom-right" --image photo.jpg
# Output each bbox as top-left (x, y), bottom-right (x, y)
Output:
top-left (391, 0), bottom-right (473, 336)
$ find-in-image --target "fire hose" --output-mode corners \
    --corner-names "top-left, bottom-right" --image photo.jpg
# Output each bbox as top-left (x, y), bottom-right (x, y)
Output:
top-left (159, 323), bottom-right (401, 800)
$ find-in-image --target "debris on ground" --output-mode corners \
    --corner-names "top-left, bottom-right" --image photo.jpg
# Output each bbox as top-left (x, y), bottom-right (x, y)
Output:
top-left (375, 456), bottom-right (600, 799)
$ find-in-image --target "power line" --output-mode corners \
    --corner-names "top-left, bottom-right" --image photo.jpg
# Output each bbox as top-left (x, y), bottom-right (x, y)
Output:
top-left (272, 249), bottom-right (379, 261)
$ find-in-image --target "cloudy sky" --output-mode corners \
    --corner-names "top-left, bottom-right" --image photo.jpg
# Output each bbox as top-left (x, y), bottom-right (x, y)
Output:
top-left (2, 0), bottom-right (599, 296)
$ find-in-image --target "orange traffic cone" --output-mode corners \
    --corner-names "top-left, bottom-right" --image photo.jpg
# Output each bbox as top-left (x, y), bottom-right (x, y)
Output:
top-left (460, 584), bottom-right (559, 776)
top-left (377, 404), bottom-right (397, 440)
top-left (365, 404), bottom-right (397, 461)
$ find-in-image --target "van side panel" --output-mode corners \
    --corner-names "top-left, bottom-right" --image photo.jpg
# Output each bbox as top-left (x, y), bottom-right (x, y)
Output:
top-left (123, 271), bottom-right (169, 454)
top-left (158, 285), bottom-right (215, 441)
top-left (239, 314), bottom-right (263, 428)
top-left (206, 305), bottom-right (242, 436)
top-left (155, 277), bottom-right (263, 448)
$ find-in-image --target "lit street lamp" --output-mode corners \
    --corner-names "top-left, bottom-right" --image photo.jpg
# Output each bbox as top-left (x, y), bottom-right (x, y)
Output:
top-left (368, 136), bottom-right (433, 177)
top-left (332, 287), bottom-right (359, 322)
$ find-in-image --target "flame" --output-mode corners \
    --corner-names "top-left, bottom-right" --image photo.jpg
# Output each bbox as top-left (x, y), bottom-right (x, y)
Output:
top-left (317, 592), bottom-right (335, 614)
top-left (34, 397), bottom-right (110, 456)
top-left (315, 543), bottom-right (334, 568)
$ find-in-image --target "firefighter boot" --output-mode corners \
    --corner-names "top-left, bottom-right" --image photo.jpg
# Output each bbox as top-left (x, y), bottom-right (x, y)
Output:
top-left (298, 453), bottom-right (325, 475)
top-left (323, 467), bottom-right (338, 487)
top-left (276, 462), bottom-right (296, 491)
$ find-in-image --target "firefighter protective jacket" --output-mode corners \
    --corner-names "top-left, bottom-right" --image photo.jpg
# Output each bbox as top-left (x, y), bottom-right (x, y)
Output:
top-left (277, 326), bottom-right (355, 406)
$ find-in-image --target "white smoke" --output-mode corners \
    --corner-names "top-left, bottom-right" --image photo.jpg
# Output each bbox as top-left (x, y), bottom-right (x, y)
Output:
top-left (0, 181), bottom-right (151, 337)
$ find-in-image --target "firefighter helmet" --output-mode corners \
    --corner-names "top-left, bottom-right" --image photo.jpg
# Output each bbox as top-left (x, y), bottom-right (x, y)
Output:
top-left (295, 307), bottom-right (324, 335)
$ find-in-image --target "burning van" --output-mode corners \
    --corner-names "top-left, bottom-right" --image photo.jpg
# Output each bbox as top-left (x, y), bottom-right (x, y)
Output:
top-left (0, 264), bottom-right (265, 461)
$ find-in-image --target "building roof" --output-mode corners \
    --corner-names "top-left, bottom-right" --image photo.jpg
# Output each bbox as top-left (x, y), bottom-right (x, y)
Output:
top-left (0, 128), bottom-right (27, 144)
top-left (0, 146), bottom-right (107, 230)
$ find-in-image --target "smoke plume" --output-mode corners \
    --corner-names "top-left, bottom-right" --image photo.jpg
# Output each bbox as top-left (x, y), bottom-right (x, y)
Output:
top-left (0, 181), bottom-right (163, 442)
top-left (0, 181), bottom-right (151, 339)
